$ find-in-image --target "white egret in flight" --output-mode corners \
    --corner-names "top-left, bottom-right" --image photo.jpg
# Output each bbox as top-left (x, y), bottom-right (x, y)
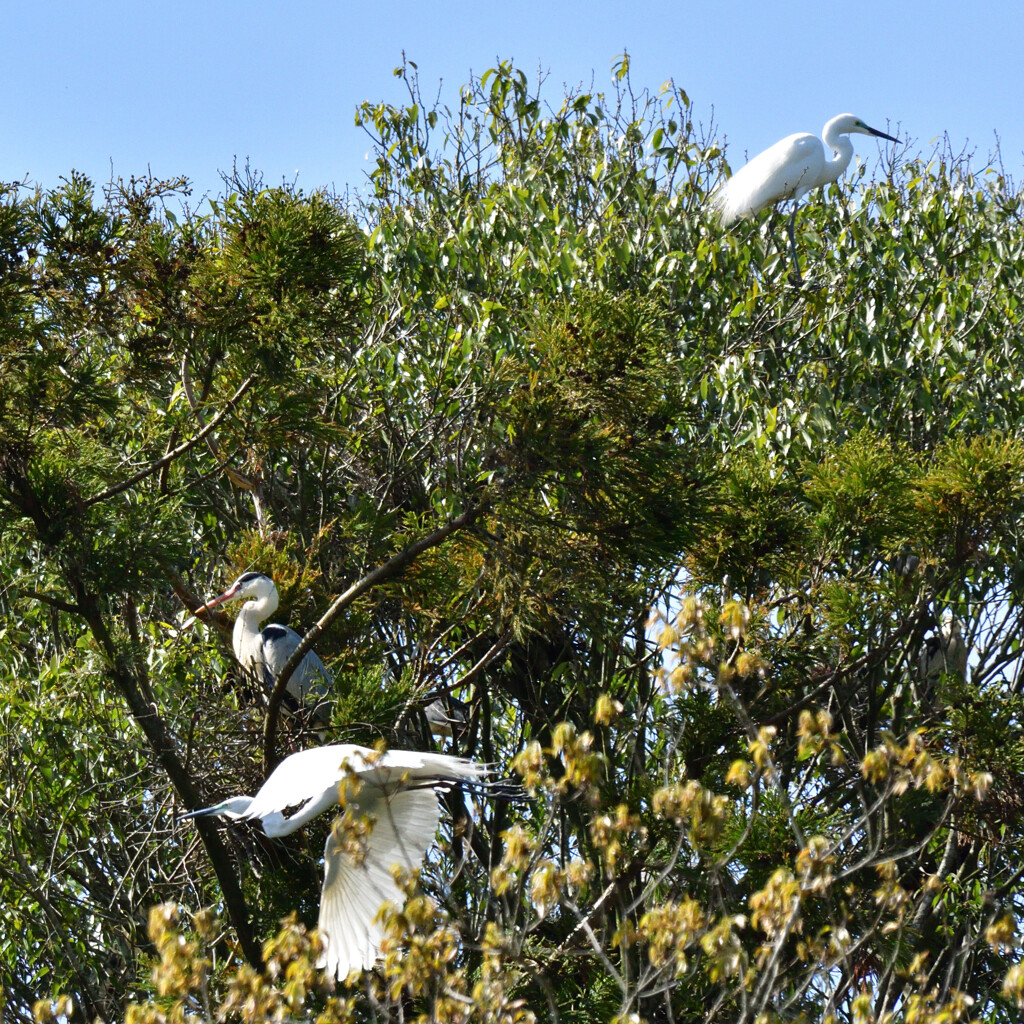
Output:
top-left (183, 743), bottom-right (491, 980)
top-left (712, 113), bottom-right (898, 284)
top-left (197, 572), bottom-right (332, 723)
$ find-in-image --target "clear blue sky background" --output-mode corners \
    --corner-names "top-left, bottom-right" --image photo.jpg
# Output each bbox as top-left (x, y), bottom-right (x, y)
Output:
top-left (3, 0), bottom-right (1021, 203)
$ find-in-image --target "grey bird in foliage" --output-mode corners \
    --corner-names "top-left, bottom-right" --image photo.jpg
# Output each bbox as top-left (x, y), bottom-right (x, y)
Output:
top-left (423, 694), bottom-right (470, 739)
top-left (199, 572), bottom-right (467, 737)
top-left (197, 572), bottom-right (332, 724)
top-left (919, 610), bottom-right (968, 684)
top-left (182, 743), bottom-right (492, 980)
top-left (912, 610), bottom-right (968, 711)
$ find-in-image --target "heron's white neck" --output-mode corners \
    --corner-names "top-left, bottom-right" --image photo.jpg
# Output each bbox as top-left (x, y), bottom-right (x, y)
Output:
top-left (239, 588), bottom-right (278, 626)
top-left (818, 117), bottom-right (856, 187)
top-left (231, 588), bottom-right (279, 664)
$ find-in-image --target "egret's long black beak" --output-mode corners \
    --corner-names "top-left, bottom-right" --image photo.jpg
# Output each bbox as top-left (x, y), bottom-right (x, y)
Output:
top-left (867, 125), bottom-right (899, 143)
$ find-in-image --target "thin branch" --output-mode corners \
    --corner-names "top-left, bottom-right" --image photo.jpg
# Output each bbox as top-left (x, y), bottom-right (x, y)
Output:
top-left (70, 583), bottom-right (263, 969)
top-left (181, 355), bottom-right (266, 528)
top-left (395, 628), bottom-right (512, 734)
top-left (84, 376), bottom-right (255, 507)
top-left (23, 589), bottom-right (81, 615)
top-left (263, 502), bottom-right (483, 770)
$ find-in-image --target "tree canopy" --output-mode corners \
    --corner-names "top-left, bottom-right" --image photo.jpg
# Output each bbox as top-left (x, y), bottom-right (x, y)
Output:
top-left (4, 57), bottom-right (1024, 1024)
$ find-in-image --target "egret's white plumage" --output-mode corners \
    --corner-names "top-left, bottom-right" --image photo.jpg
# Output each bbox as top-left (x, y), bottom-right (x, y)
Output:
top-left (712, 113), bottom-right (898, 282)
top-left (183, 743), bottom-right (490, 980)
top-left (198, 572), bottom-right (331, 721)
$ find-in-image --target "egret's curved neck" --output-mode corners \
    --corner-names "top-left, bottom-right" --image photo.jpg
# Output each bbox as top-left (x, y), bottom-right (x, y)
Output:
top-left (818, 119), bottom-right (855, 186)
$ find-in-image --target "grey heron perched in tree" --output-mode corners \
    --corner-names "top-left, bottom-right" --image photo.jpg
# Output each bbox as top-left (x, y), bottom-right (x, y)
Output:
top-left (198, 572), bottom-right (468, 737)
top-left (423, 695), bottom-right (470, 739)
top-left (197, 572), bottom-right (332, 724)
top-left (919, 610), bottom-right (968, 684)
top-left (182, 743), bottom-right (492, 980)
top-left (711, 113), bottom-right (899, 284)
top-left (912, 610), bottom-right (968, 711)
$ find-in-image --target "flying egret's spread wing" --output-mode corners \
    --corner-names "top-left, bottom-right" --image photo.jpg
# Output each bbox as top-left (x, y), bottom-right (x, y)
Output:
top-left (196, 745), bottom-right (489, 836)
top-left (181, 743), bottom-right (498, 977)
top-left (318, 786), bottom-right (443, 979)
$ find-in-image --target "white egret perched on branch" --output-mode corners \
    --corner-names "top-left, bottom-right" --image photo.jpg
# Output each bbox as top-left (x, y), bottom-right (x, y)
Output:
top-left (196, 572), bottom-right (332, 724)
top-left (711, 113), bottom-right (899, 284)
top-left (182, 744), bottom-right (492, 980)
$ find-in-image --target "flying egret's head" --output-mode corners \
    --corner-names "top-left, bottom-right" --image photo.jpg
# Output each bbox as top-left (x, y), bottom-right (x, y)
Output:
top-left (831, 113), bottom-right (899, 143)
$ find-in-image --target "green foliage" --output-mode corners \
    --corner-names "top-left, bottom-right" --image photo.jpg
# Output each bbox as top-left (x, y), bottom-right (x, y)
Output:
top-left (3, 59), bottom-right (1024, 1024)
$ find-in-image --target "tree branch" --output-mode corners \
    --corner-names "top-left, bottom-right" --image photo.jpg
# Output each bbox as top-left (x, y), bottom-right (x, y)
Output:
top-left (263, 502), bottom-right (482, 770)
top-left (84, 376), bottom-right (255, 507)
top-left (70, 583), bottom-right (263, 969)
top-left (23, 589), bottom-right (81, 615)
top-left (181, 355), bottom-right (266, 529)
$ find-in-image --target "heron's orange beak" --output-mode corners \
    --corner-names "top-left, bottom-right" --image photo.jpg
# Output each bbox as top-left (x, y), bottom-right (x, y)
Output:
top-left (193, 582), bottom-right (241, 616)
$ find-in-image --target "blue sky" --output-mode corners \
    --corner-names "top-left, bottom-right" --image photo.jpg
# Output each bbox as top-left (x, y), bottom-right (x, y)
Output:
top-left (3, 1), bottom-right (1022, 203)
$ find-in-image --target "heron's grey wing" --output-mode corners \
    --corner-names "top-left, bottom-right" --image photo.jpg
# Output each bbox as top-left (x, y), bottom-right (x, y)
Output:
top-left (919, 635), bottom-right (939, 680)
top-left (293, 645), bottom-right (333, 724)
top-left (262, 623), bottom-right (332, 704)
top-left (424, 697), bottom-right (469, 738)
top-left (317, 787), bottom-right (441, 980)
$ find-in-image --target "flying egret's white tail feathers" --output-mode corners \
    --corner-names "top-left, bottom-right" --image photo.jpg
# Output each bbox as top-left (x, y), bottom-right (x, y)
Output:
top-left (385, 750), bottom-right (492, 785)
top-left (318, 788), bottom-right (443, 980)
top-left (181, 795), bottom-right (254, 821)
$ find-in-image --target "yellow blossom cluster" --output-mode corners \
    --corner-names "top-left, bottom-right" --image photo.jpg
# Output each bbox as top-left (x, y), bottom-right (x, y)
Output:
top-left (860, 732), bottom-right (993, 800)
top-left (653, 780), bottom-right (730, 848)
